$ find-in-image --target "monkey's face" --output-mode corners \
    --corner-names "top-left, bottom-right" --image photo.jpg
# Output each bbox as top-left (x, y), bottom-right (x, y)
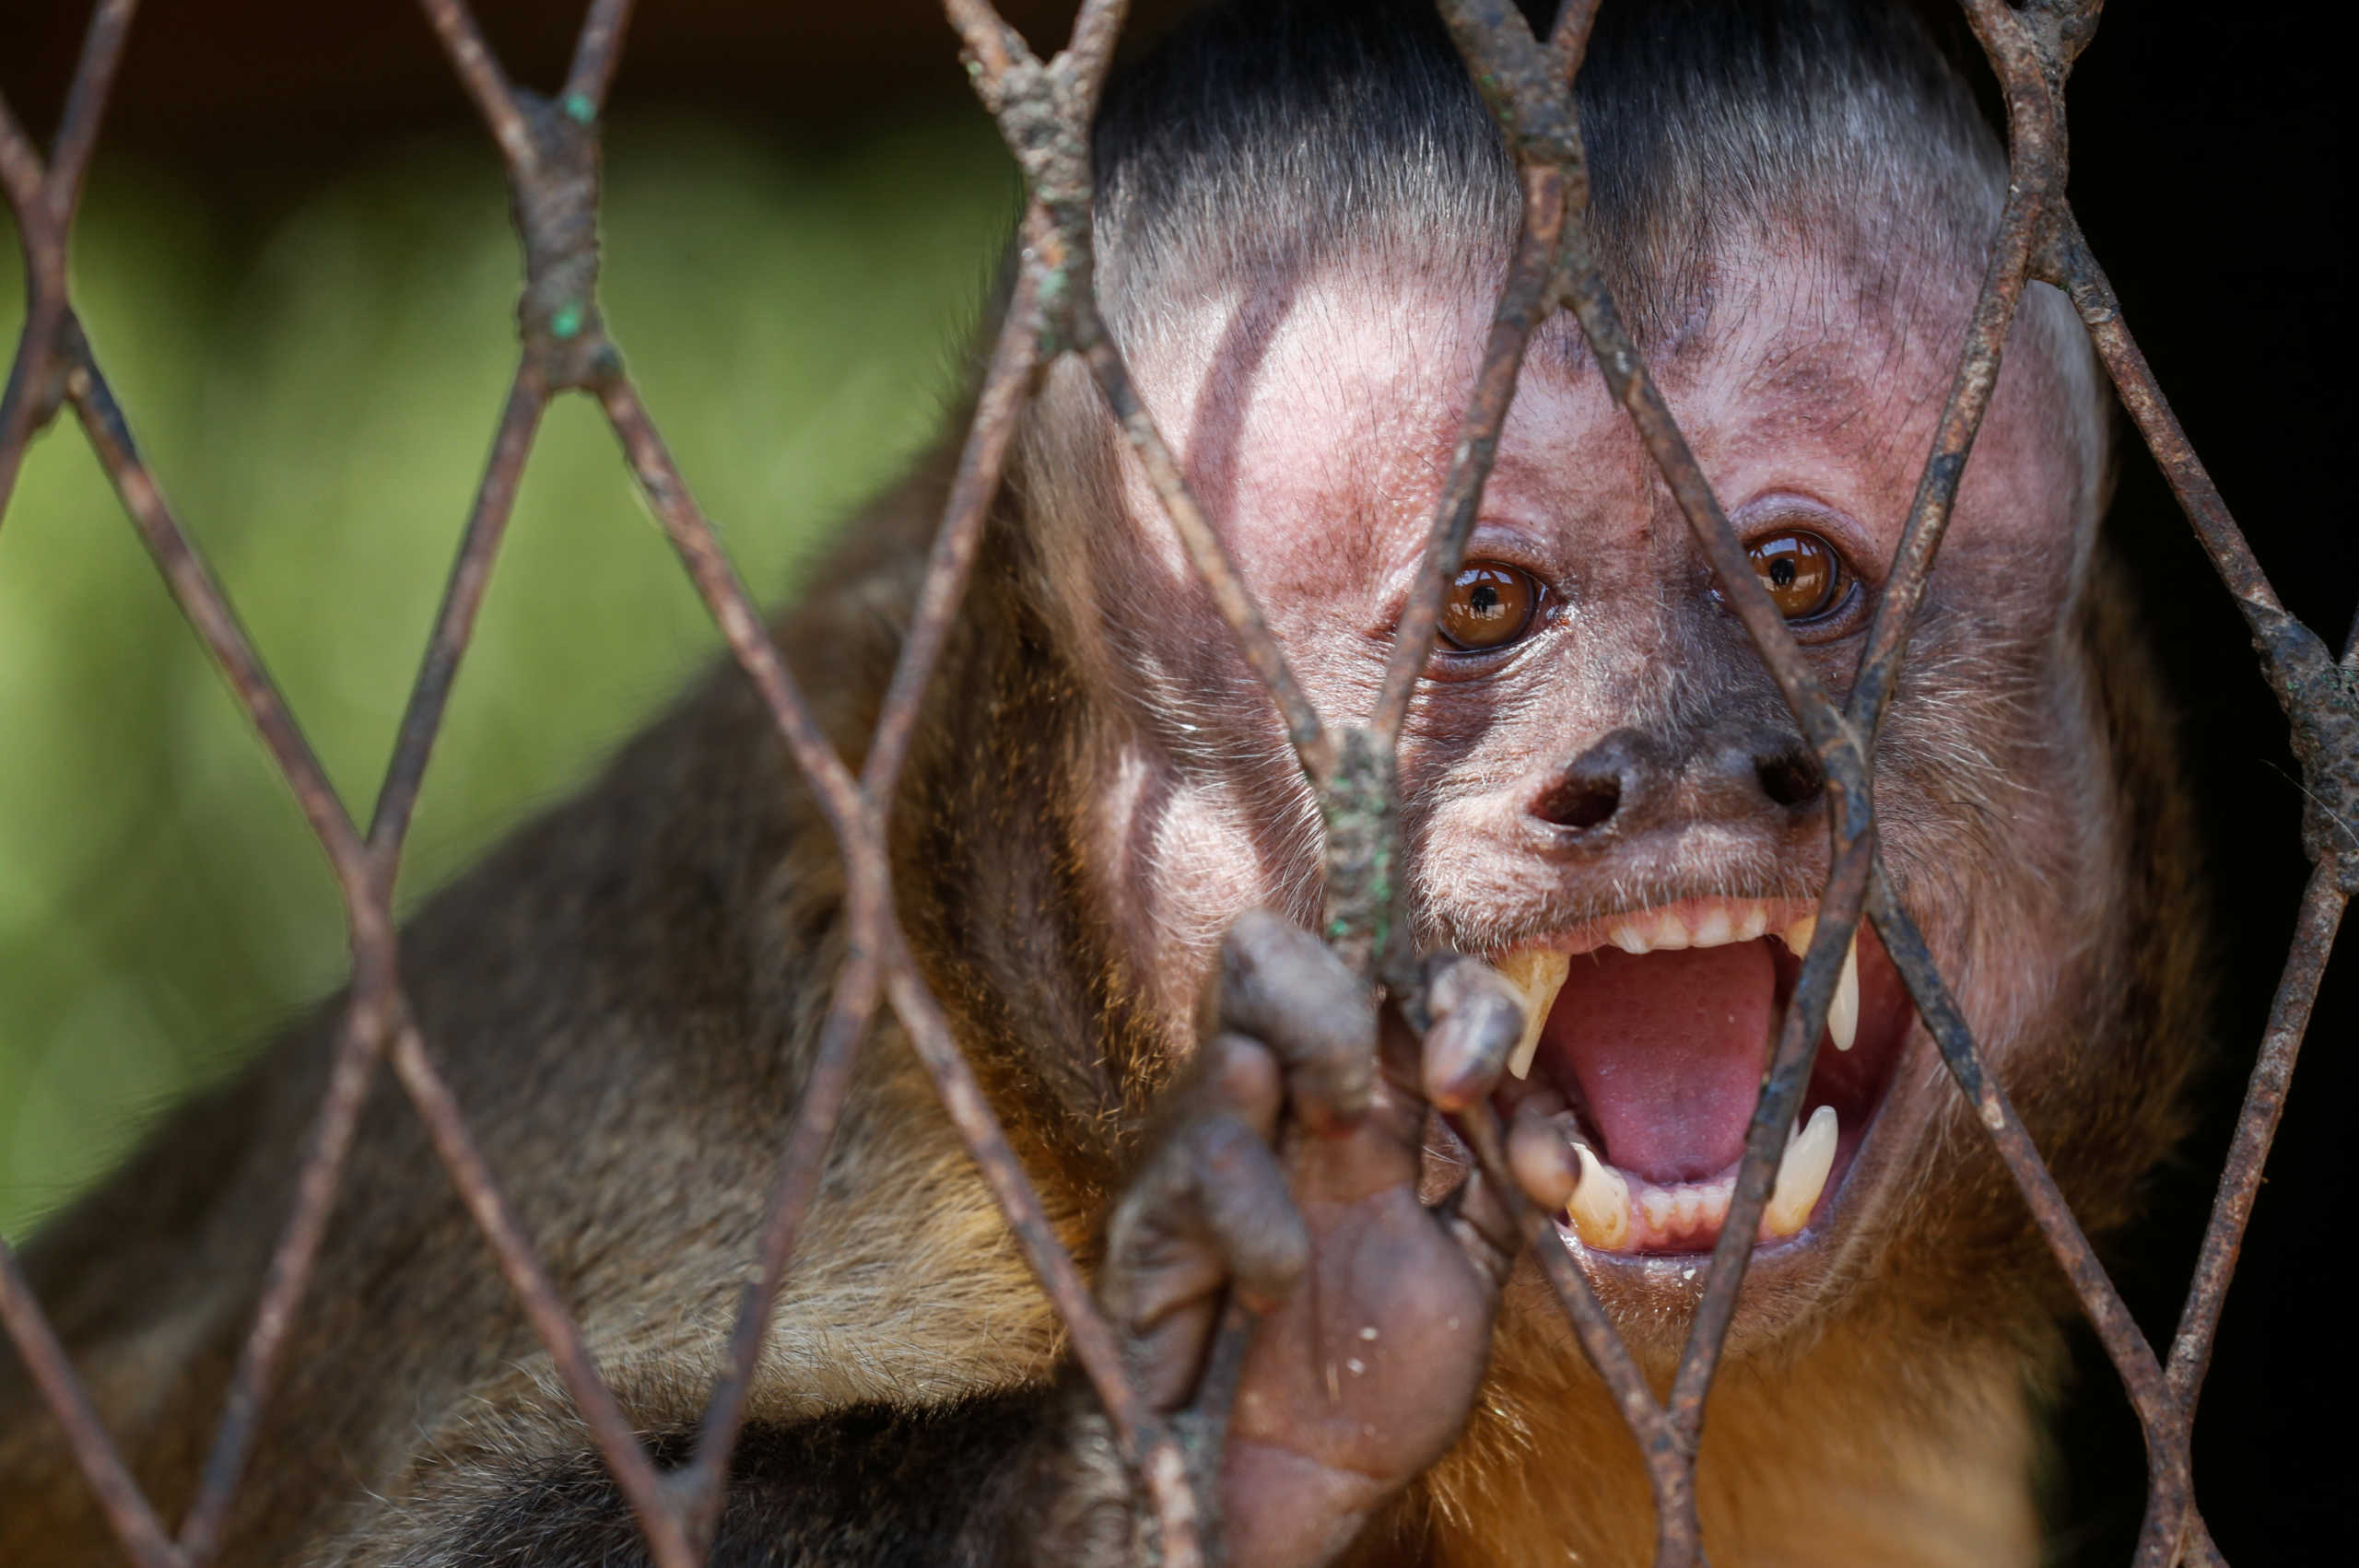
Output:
top-left (1074, 236), bottom-right (2113, 1352)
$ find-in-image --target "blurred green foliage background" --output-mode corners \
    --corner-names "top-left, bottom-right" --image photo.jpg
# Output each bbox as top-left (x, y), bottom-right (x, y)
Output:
top-left (0, 116), bottom-right (1016, 1239)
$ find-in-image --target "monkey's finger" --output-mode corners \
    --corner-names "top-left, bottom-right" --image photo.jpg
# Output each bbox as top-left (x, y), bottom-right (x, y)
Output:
top-left (1435, 1159), bottom-right (1523, 1292)
top-left (1296, 1008), bottom-right (1441, 1207)
top-left (1191, 1114), bottom-right (1311, 1306)
top-left (1167, 1031), bottom-right (1286, 1144)
top-left (1415, 954), bottom-right (1527, 1113)
top-left (1508, 1094), bottom-right (1578, 1214)
top-left (1103, 1111), bottom-right (1309, 1332)
top-left (1212, 909), bottom-right (1376, 1133)
top-left (1101, 1110), bottom-right (1308, 1408)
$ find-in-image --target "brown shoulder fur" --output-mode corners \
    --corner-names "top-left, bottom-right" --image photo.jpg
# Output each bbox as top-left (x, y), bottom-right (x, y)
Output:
top-left (0, 442), bottom-right (1106, 1565)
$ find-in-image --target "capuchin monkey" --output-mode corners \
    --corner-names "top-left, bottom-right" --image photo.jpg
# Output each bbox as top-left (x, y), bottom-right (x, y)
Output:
top-left (0, 0), bottom-right (2203, 1563)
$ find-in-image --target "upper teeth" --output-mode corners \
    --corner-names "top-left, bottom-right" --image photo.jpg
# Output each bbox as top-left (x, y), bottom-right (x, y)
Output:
top-left (1493, 899), bottom-right (1863, 1081)
top-left (1496, 948), bottom-right (1570, 1080)
top-left (1604, 897), bottom-right (1778, 955)
top-left (1780, 915), bottom-right (1860, 1052)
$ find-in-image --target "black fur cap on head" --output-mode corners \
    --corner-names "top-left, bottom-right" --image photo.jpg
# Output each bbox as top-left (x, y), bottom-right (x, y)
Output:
top-left (1087, 0), bottom-right (2009, 345)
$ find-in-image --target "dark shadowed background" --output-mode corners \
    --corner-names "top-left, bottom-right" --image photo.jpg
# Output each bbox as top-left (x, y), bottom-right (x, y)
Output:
top-left (1, 1), bottom-right (2348, 1562)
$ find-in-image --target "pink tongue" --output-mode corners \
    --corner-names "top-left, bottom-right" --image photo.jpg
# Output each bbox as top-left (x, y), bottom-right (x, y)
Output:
top-left (1547, 942), bottom-right (1776, 1185)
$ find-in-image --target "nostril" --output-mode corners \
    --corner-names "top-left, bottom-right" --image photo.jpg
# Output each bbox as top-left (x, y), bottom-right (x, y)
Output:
top-left (1536, 775), bottom-right (1622, 830)
top-left (1755, 746), bottom-right (1825, 809)
top-left (1536, 728), bottom-right (1660, 836)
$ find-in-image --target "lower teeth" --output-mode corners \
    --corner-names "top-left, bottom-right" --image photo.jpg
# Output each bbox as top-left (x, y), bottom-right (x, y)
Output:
top-left (1563, 1105), bottom-right (1839, 1252)
top-left (1567, 1143), bottom-right (1631, 1248)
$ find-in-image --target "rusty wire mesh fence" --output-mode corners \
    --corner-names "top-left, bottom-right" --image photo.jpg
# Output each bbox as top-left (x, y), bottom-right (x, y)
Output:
top-left (0, 0), bottom-right (2349, 1564)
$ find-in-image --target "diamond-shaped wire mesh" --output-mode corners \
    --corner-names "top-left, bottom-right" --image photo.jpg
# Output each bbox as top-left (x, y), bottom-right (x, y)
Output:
top-left (0, 1), bottom-right (2349, 1565)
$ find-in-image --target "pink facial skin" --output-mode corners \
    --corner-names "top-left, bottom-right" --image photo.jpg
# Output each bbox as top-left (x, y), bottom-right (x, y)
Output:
top-left (1067, 230), bottom-right (2117, 1349)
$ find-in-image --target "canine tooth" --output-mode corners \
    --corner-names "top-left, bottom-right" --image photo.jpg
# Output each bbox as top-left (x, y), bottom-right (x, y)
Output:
top-left (1829, 931), bottom-right (1860, 1052)
top-left (1610, 922), bottom-right (1649, 954)
top-left (1734, 904), bottom-right (1768, 942)
top-left (1569, 1143), bottom-right (1632, 1249)
top-left (1784, 914), bottom-right (1816, 953)
top-left (1496, 949), bottom-right (1571, 1079)
top-left (1766, 1104), bottom-right (1838, 1236)
top-left (1694, 907), bottom-right (1733, 946)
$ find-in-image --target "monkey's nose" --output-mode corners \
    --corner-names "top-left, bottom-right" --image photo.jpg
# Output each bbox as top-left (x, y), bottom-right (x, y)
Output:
top-left (1531, 720), bottom-right (1825, 838)
top-left (1711, 723), bottom-right (1825, 814)
top-left (1532, 727), bottom-right (1662, 834)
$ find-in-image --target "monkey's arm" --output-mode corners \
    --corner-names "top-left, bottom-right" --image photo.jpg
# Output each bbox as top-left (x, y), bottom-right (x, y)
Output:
top-left (381, 913), bottom-right (1535, 1568)
top-left (401, 1395), bottom-right (1074, 1567)
top-left (393, 1376), bottom-right (1304, 1567)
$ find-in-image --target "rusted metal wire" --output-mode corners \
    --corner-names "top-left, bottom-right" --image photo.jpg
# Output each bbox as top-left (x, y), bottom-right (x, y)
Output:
top-left (0, 1244), bottom-right (179, 1568)
top-left (367, 367), bottom-right (548, 867)
top-left (1443, 1096), bottom-right (1697, 1566)
top-left (184, 363), bottom-right (549, 1568)
top-left (1845, 0), bottom-right (2077, 745)
top-left (679, 268), bottom-right (1048, 1548)
top-left (388, 1010), bottom-right (703, 1567)
top-left (174, 1001), bottom-right (387, 1563)
top-left (1870, 869), bottom-right (2193, 1561)
top-left (2165, 862), bottom-right (2348, 1414)
top-left (1371, 158), bottom-right (1567, 751)
top-left (0, 0), bottom-right (130, 524)
top-left (0, 0), bottom-right (2348, 1564)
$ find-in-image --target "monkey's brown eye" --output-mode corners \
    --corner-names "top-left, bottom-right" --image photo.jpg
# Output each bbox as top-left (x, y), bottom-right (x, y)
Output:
top-left (1438, 563), bottom-right (1540, 651)
top-left (1747, 531), bottom-right (1842, 620)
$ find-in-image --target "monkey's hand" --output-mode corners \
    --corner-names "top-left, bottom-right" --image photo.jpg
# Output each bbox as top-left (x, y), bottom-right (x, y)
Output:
top-left (1082, 910), bottom-right (1540, 1568)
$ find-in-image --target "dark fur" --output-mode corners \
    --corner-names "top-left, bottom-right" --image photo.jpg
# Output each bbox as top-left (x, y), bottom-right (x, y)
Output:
top-left (437, 1397), bottom-right (1074, 1568)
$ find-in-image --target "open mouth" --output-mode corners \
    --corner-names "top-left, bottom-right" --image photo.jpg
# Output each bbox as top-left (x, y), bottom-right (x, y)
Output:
top-left (1489, 896), bottom-right (1914, 1257)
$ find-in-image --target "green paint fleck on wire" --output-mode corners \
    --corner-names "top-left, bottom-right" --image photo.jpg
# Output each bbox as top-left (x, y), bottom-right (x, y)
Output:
top-left (550, 304), bottom-right (584, 340)
top-left (562, 92), bottom-right (596, 124)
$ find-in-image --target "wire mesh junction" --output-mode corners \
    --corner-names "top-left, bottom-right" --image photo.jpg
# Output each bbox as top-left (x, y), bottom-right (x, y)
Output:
top-left (1, 0), bottom-right (2353, 1564)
